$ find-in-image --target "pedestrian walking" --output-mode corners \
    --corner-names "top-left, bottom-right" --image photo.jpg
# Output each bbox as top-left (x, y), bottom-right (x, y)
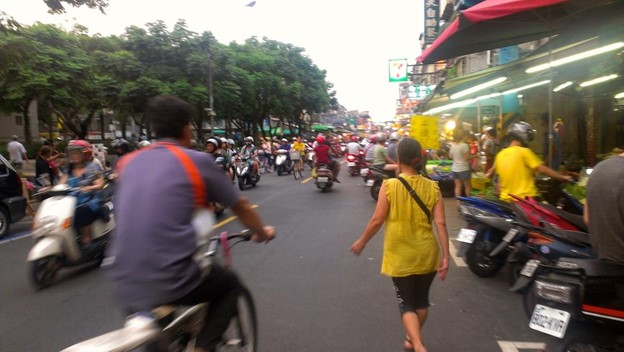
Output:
top-left (449, 130), bottom-right (471, 207)
top-left (7, 135), bottom-right (28, 171)
top-left (351, 137), bottom-right (449, 352)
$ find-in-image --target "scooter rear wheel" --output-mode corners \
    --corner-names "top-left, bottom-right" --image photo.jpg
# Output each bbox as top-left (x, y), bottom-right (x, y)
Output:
top-left (30, 255), bottom-right (61, 290)
top-left (370, 179), bottom-right (381, 201)
top-left (465, 230), bottom-right (506, 278)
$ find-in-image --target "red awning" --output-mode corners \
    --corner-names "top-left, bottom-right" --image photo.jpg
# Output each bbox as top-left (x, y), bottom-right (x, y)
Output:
top-left (417, 0), bottom-right (609, 64)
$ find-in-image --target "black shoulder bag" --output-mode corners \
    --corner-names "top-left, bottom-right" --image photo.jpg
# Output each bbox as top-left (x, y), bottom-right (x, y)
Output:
top-left (397, 176), bottom-right (432, 223)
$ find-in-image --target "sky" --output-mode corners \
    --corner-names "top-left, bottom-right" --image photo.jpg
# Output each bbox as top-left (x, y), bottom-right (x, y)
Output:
top-left (4, 0), bottom-right (425, 121)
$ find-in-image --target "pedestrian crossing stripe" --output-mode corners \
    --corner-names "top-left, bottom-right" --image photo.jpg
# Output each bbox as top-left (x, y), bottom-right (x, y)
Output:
top-left (497, 341), bottom-right (547, 352)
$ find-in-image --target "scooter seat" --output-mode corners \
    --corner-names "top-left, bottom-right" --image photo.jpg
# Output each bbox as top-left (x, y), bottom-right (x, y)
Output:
top-left (539, 202), bottom-right (588, 232)
top-left (556, 258), bottom-right (624, 278)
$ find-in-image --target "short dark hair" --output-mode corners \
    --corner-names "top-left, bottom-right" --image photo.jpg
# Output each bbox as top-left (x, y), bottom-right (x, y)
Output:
top-left (397, 137), bottom-right (424, 172)
top-left (146, 95), bottom-right (193, 139)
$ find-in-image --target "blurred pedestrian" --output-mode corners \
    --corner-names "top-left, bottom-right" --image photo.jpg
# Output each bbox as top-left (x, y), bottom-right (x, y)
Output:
top-left (449, 130), bottom-right (471, 207)
top-left (482, 127), bottom-right (497, 171)
top-left (7, 135), bottom-right (28, 171)
top-left (351, 137), bottom-right (449, 352)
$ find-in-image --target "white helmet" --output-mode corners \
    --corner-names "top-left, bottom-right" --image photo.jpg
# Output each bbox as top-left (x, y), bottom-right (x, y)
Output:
top-left (244, 136), bottom-right (254, 143)
top-left (227, 139), bottom-right (235, 146)
top-left (281, 138), bottom-right (288, 143)
top-left (137, 140), bottom-right (151, 149)
top-left (206, 138), bottom-right (219, 147)
top-left (389, 132), bottom-right (400, 141)
top-left (376, 132), bottom-right (386, 142)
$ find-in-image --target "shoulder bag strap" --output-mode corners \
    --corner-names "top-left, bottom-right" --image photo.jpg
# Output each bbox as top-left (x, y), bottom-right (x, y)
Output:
top-left (397, 176), bottom-right (432, 223)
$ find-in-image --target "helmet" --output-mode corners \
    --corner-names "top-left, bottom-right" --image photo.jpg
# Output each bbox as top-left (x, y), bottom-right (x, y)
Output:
top-left (507, 121), bottom-right (535, 146)
top-left (316, 135), bottom-right (326, 144)
top-left (206, 138), bottom-right (219, 147)
top-left (244, 136), bottom-right (254, 143)
top-left (137, 140), bottom-right (151, 149)
top-left (369, 135), bottom-right (378, 143)
top-left (67, 140), bottom-right (93, 162)
top-left (292, 137), bottom-right (297, 141)
top-left (220, 137), bottom-right (227, 144)
top-left (376, 132), bottom-right (386, 142)
top-left (389, 132), bottom-right (400, 141)
top-left (281, 138), bottom-right (288, 143)
top-left (227, 139), bottom-right (235, 146)
top-left (350, 136), bottom-right (358, 142)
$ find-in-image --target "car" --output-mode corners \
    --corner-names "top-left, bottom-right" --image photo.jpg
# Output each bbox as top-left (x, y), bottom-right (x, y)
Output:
top-left (0, 154), bottom-right (27, 238)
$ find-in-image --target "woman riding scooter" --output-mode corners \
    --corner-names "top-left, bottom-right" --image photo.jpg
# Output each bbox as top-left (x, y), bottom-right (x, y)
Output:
top-left (314, 135), bottom-right (340, 183)
top-left (59, 140), bottom-right (105, 246)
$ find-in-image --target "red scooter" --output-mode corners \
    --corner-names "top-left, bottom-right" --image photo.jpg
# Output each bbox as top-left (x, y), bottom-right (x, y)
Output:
top-left (346, 150), bottom-right (365, 176)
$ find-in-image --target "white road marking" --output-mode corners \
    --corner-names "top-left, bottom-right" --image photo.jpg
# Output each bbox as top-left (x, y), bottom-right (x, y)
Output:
top-left (497, 341), bottom-right (547, 352)
top-left (448, 238), bottom-right (467, 267)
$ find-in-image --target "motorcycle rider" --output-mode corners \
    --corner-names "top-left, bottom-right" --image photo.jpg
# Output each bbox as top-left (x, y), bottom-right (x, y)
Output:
top-left (240, 136), bottom-right (260, 176)
top-left (364, 135), bottom-right (377, 163)
top-left (346, 135), bottom-right (362, 156)
top-left (314, 135), bottom-right (340, 183)
top-left (110, 138), bottom-right (131, 169)
top-left (205, 138), bottom-right (219, 156)
top-left (387, 132), bottom-right (400, 163)
top-left (373, 133), bottom-right (399, 175)
top-left (108, 95), bottom-right (275, 352)
top-left (485, 121), bottom-right (572, 202)
top-left (60, 140), bottom-right (106, 246)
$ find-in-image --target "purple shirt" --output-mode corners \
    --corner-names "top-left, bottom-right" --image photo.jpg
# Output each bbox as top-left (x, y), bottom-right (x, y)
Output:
top-left (108, 141), bottom-right (239, 310)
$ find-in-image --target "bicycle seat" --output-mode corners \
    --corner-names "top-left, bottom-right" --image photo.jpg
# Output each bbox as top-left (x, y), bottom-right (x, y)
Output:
top-left (61, 313), bottom-right (160, 352)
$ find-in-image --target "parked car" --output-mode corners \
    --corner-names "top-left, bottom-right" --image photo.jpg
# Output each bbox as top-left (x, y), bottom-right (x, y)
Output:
top-left (0, 154), bottom-right (27, 238)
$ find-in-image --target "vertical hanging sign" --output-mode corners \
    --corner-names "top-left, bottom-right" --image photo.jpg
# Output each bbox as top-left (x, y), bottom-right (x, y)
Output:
top-left (424, 0), bottom-right (440, 45)
top-left (388, 58), bottom-right (408, 82)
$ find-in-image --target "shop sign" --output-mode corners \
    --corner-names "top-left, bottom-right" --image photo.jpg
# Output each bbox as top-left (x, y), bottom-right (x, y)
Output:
top-left (388, 58), bottom-right (408, 82)
top-left (410, 115), bottom-right (440, 150)
top-left (424, 0), bottom-right (440, 45)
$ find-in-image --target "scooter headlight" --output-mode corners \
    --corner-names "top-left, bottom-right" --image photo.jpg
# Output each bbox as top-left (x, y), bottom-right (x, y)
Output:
top-left (535, 280), bottom-right (577, 304)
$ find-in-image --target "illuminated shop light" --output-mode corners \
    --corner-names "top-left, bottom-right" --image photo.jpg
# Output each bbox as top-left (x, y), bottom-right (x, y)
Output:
top-left (579, 74), bottom-right (618, 87)
top-left (502, 80), bottom-right (550, 95)
top-left (526, 42), bottom-right (624, 74)
top-left (615, 92), bottom-right (624, 99)
top-left (450, 77), bottom-right (507, 100)
top-left (553, 81), bottom-right (573, 92)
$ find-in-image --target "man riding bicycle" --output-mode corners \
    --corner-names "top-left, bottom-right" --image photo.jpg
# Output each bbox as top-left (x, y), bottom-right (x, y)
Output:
top-left (108, 95), bottom-right (275, 352)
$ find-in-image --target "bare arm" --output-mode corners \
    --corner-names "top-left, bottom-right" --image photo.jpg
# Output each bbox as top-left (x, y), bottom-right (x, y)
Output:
top-left (230, 197), bottom-right (274, 242)
top-left (433, 189), bottom-right (450, 280)
top-left (536, 164), bottom-right (572, 182)
top-left (81, 174), bottom-right (105, 192)
top-left (351, 182), bottom-right (390, 255)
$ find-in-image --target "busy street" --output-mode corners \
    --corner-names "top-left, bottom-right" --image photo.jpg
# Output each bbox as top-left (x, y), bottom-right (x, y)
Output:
top-left (1, 164), bottom-right (563, 352)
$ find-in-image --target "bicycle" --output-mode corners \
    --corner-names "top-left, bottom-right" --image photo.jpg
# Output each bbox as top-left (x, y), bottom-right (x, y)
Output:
top-left (62, 230), bottom-right (258, 352)
top-left (291, 151), bottom-right (304, 180)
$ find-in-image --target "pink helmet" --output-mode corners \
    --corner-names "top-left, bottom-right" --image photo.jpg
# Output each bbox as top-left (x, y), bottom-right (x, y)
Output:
top-left (67, 140), bottom-right (93, 162)
top-left (350, 136), bottom-right (358, 142)
top-left (369, 135), bottom-right (378, 143)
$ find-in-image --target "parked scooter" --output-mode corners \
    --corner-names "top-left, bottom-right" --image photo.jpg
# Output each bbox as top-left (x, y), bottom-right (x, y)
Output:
top-left (27, 183), bottom-right (115, 289)
top-left (512, 255), bottom-right (624, 351)
top-left (275, 150), bottom-right (293, 176)
top-left (235, 156), bottom-right (260, 191)
top-left (314, 164), bottom-right (334, 192)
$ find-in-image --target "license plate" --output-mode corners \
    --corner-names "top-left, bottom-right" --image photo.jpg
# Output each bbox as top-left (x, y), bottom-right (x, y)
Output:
top-left (348, 162), bottom-right (355, 167)
top-left (529, 304), bottom-right (571, 338)
top-left (366, 179), bottom-right (375, 187)
top-left (520, 259), bottom-right (540, 277)
top-left (360, 168), bottom-right (369, 176)
top-left (503, 228), bottom-right (519, 242)
top-left (317, 177), bottom-right (328, 183)
top-left (457, 228), bottom-right (477, 244)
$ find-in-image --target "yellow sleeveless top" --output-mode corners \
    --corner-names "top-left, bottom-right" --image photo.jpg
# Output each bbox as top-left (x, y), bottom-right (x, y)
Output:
top-left (381, 174), bottom-right (441, 277)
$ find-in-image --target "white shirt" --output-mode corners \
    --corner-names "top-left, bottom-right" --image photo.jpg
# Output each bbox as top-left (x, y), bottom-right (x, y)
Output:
top-left (346, 142), bottom-right (362, 155)
top-left (450, 142), bottom-right (470, 172)
top-left (7, 140), bottom-right (26, 163)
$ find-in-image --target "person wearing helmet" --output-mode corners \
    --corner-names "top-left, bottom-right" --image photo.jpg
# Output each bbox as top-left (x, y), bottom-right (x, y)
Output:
top-left (364, 135), bottom-right (377, 163)
top-left (205, 138), bottom-right (219, 156)
top-left (109, 96), bottom-right (274, 352)
top-left (485, 121), bottom-right (571, 202)
top-left (59, 140), bottom-right (106, 245)
top-left (137, 140), bottom-right (151, 149)
top-left (373, 133), bottom-right (399, 175)
top-left (346, 135), bottom-right (362, 155)
top-left (313, 135), bottom-right (340, 182)
top-left (387, 132), bottom-right (400, 162)
top-left (240, 136), bottom-right (259, 176)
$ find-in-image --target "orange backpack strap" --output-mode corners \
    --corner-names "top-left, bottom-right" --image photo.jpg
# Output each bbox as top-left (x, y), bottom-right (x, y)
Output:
top-left (159, 144), bottom-right (207, 208)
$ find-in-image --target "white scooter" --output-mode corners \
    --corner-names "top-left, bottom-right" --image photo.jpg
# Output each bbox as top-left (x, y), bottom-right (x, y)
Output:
top-left (27, 183), bottom-right (115, 289)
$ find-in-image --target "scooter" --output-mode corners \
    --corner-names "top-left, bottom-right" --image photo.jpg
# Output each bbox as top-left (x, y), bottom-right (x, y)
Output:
top-left (513, 256), bottom-right (624, 351)
top-left (212, 156), bottom-right (228, 217)
top-left (27, 183), bottom-right (115, 289)
top-left (346, 150), bottom-right (365, 177)
top-left (368, 166), bottom-right (396, 201)
top-left (275, 150), bottom-right (293, 176)
top-left (235, 156), bottom-right (260, 191)
top-left (314, 164), bottom-right (334, 192)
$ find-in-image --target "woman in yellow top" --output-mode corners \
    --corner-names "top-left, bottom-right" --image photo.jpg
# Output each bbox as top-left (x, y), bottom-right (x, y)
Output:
top-left (292, 136), bottom-right (307, 169)
top-left (351, 137), bottom-right (449, 352)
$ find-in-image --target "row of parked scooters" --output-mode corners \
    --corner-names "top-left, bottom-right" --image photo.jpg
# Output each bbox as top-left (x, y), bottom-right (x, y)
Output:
top-left (456, 187), bottom-right (624, 351)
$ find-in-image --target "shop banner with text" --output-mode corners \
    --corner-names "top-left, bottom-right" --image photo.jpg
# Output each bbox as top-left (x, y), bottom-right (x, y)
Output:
top-left (410, 115), bottom-right (440, 150)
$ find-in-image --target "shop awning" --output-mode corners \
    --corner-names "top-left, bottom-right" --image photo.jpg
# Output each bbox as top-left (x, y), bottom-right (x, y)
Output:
top-left (417, 0), bottom-right (614, 64)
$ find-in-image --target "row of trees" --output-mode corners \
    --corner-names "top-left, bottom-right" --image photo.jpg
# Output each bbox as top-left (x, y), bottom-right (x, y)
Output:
top-left (0, 19), bottom-right (337, 142)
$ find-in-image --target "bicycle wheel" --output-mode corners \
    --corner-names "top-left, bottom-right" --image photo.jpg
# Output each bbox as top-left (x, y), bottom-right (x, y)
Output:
top-left (293, 161), bottom-right (301, 180)
top-left (217, 287), bottom-right (257, 352)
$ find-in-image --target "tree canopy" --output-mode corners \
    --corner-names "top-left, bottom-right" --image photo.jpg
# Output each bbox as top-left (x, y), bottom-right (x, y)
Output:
top-left (0, 20), bottom-right (337, 142)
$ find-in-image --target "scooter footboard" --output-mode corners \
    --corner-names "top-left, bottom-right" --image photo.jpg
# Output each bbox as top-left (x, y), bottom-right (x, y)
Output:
top-left (27, 237), bottom-right (63, 261)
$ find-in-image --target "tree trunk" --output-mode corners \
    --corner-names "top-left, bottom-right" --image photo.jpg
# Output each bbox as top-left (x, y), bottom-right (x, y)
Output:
top-left (23, 99), bottom-right (32, 143)
top-left (100, 109), bottom-right (105, 140)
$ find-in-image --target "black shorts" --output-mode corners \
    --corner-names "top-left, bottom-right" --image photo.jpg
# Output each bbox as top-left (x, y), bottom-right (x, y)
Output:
top-left (392, 272), bottom-right (437, 314)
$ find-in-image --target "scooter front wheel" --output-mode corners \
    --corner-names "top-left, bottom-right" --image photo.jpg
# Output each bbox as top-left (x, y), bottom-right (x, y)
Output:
top-left (238, 179), bottom-right (246, 191)
top-left (30, 255), bottom-right (62, 290)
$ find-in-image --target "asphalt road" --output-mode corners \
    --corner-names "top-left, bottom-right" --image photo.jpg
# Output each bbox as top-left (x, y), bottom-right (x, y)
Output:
top-left (0, 162), bottom-right (563, 352)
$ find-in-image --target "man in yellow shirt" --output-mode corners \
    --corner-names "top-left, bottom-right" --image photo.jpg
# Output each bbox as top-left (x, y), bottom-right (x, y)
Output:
top-left (486, 121), bottom-right (571, 202)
